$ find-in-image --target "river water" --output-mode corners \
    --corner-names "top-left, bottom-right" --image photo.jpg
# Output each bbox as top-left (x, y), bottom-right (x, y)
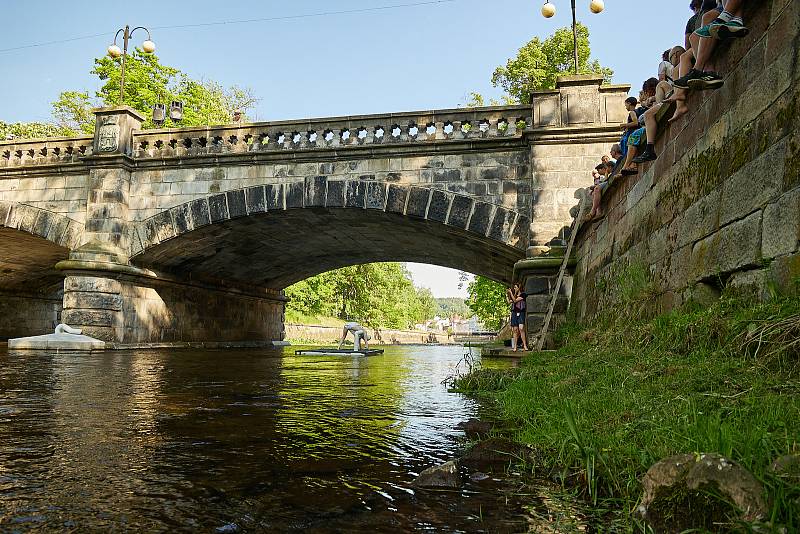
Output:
top-left (0, 344), bottom-right (556, 532)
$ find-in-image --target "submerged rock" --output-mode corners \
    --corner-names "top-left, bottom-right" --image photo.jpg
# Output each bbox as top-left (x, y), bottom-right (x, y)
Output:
top-left (460, 437), bottom-right (522, 467)
top-left (639, 453), bottom-right (766, 532)
top-left (413, 460), bottom-right (461, 488)
top-left (456, 418), bottom-right (493, 438)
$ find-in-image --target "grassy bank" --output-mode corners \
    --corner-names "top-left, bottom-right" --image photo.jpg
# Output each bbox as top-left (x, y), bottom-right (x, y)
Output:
top-left (452, 294), bottom-right (800, 528)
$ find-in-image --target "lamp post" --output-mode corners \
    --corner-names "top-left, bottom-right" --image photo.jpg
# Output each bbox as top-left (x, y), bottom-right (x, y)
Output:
top-left (107, 25), bottom-right (156, 105)
top-left (541, 0), bottom-right (604, 75)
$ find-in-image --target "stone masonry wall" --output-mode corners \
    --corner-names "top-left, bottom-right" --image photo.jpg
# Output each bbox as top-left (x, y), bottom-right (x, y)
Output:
top-left (62, 275), bottom-right (284, 345)
top-left (572, 0), bottom-right (800, 321)
top-left (0, 172), bottom-right (90, 224)
top-left (0, 293), bottom-right (61, 340)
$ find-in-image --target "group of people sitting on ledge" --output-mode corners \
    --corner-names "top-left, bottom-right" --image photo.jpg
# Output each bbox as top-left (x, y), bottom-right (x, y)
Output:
top-left (608, 0), bottom-right (750, 179)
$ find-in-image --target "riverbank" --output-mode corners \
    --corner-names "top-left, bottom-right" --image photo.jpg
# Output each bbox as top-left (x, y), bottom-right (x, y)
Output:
top-left (452, 294), bottom-right (800, 530)
top-left (285, 323), bottom-right (448, 345)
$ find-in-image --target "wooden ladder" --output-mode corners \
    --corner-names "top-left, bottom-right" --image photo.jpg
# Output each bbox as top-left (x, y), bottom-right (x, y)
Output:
top-left (535, 192), bottom-right (589, 351)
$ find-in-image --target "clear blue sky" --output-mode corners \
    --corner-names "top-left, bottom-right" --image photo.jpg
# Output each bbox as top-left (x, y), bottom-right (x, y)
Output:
top-left (1, 0), bottom-right (689, 123)
top-left (0, 1), bottom-right (690, 296)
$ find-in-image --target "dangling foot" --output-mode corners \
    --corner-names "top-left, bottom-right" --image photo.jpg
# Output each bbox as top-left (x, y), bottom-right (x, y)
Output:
top-left (669, 101), bottom-right (690, 123)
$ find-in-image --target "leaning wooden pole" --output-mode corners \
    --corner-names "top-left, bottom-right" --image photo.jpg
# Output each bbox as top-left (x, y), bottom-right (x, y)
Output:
top-left (535, 192), bottom-right (589, 351)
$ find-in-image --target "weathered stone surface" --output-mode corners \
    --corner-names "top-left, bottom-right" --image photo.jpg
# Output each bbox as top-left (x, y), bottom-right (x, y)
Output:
top-left (455, 418), bottom-right (493, 439)
top-left (413, 460), bottom-right (461, 488)
top-left (285, 182), bottom-right (304, 209)
top-left (386, 184), bottom-right (408, 214)
top-left (468, 202), bottom-right (493, 236)
top-left (189, 198), bottom-right (211, 228)
top-left (265, 184), bottom-right (284, 210)
top-left (345, 181), bottom-right (365, 208)
top-left (461, 437), bottom-right (521, 467)
top-left (690, 211), bottom-right (763, 280)
top-left (427, 189), bottom-right (450, 223)
top-left (226, 189), bottom-right (247, 218)
top-left (762, 186), bottom-right (800, 259)
top-left (447, 195), bottom-right (472, 229)
top-left (365, 181), bottom-right (386, 210)
top-left (405, 187), bottom-right (429, 218)
top-left (64, 276), bottom-right (121, 294)
top-left (245, 186), bottom-right (267, 214)
top-left (639, 453), bottom-right (767, 531)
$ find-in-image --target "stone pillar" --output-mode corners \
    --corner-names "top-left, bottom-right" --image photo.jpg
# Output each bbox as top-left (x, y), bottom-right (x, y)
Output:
top-left (513, 246), bottom-right (573, 348)
top-left (58, 106), bottom-right (143, 342)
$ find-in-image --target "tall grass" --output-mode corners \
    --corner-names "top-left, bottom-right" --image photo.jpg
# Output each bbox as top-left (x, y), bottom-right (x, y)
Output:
top-left (453, 294), bottom-right (800, 527)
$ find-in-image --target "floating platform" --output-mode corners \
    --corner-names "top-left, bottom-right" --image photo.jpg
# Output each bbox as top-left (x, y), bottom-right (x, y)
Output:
top-left (295, 348), bottom-right (384, 356)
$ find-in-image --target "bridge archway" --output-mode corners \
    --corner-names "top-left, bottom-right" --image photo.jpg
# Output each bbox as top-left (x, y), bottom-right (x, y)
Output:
top-left (130, 181), bottom-right (529, 287)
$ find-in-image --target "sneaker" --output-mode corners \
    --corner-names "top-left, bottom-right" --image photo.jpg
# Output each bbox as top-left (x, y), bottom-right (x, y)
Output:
top-left (633, 148), bottom-right (657, 163)
top-left (688, 71), bottom-right (724, 90)
top-left (694, 22), bottom-right (713, 38)
top-left (673, 68), bottom-right (703, 89)
top-left (710, 19), bottom-right (750, 40)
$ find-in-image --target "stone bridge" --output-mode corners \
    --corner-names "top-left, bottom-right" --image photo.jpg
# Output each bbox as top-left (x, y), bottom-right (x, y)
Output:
top-left (0, 76), bottom-right (628, 346)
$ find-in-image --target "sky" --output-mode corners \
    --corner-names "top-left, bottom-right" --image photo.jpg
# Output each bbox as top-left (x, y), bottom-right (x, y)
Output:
top-left (0, 0), bottom-right (690, 296)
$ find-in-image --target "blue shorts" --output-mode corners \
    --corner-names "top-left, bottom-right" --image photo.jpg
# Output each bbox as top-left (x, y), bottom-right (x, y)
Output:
top-left (628, 127), bottom-right (646, 147)
top-left (510, 310), bottom-right (525, 327)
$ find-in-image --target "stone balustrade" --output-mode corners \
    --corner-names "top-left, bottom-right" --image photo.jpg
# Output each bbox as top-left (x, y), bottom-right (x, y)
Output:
top-left (0, 136), bottom-right (94, 169)
top-left (131, 106), bottom-right (531, 159)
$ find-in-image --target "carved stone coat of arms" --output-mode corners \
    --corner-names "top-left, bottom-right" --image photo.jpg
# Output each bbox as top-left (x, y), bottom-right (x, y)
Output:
top-left (98, 116), bottom-right (120, 152)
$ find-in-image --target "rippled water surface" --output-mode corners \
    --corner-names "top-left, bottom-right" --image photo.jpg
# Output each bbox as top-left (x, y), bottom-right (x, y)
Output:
top-left (0, 345), bottom-right (539, 532)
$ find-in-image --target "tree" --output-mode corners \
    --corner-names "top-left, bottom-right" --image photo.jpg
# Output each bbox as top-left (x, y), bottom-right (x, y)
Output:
top-left (4, 49), bottom-right (260, 138)
top-left (465, 276), bottom-right (508, 331)
top-left (478, 23), bottom-right (612, 105)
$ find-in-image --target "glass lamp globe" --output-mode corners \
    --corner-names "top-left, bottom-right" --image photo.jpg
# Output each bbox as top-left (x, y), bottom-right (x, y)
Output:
top-left (541, 2), bottom-right (556, 17)
top-left (142, 40), bottom-right (156, 53)
top-left (107, 44), bottom-right (122, 58)
top-left (589, 0), bottom-right (604, 14)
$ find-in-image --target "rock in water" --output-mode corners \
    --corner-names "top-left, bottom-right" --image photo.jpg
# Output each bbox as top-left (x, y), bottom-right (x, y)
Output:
top-left (639, 453), bottom-right (766, 532)
top-left (460, 437), bottom-right (521, 467)
top-left (413, 460), bottom-right (461, 488)
top-left (456, 418), bottom-right (493, 438)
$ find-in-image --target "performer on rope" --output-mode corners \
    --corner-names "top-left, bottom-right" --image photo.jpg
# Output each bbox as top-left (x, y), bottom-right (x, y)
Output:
top-left (338, 322), bottom-right (371, 351)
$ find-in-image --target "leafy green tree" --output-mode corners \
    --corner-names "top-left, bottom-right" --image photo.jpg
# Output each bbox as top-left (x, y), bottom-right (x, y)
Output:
top-left (284, 263), bottom-right (437, 329)
top-left (465, 276), bottom-right (508, 331)
top-left (0, 121), bottom-right (74, 140)
top-left (470, 23), bottom-right (612, 106)
top-left (435, 297), bottom-right (471, 319)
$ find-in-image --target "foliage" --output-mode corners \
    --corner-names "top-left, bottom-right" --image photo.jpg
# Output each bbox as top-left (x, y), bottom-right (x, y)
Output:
top-left (0, 121), bottom-right (74, 140)
top-left (489, 23), bottom-right (613, 104)
top-left (465, 276), bottom-right (508, 330)
top-left (435, 297), bottom-right (471, 319)
top-left (462, 92), bottom-right (518, 108)
top-left (4, 49), bottom-right (259, 138)
top-left (284, 263), bottom-right (437, 330)
top-left (452, 294), bottom-right (800, 528)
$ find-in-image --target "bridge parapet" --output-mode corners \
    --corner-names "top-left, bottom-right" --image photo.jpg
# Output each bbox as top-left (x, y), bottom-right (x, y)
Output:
top-left (131, 105), bottom-right (532, 160)
top-left (0, 135), bottom-right (94, 169)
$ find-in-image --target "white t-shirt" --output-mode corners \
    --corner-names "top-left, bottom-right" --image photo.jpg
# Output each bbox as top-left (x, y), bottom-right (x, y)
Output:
top-left (658, 61), bottom-right (674, 81)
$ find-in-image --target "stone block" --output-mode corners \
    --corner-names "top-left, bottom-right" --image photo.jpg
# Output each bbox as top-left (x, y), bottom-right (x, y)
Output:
top-left (189, 198), bottom-right (211, 228)
top-left (720, 138), bottom-right (786, 226)
top-left (488, 207), bottom-right (513, 241)
top-left (61, 309), bottom-right (118, 328)
top-left (326, 180), bottom-right (345, 207)
top-left (31, 210), bottom-right (53, 239)
top-left (468, 202), bottom-right (494, 236)
top-left (63, 291), bottom-right (123, 311)
top-left (769, 251), bottom-right (800, 295)
top-left (690, 210), bottom-right (762, 280)
top-left (365, 181), bottom-right (386, 210)
top-left (304, 176), bottom-right (326, 208)
top-left (447, 195), bottom-right (473, 229)
top-left (169, 202), bottom-right (192, 235)
top-left (524, 276), bottom-right (550, 295)
top-left (265, 183), bottom-right (285, 210)
top-left (386, 184), bottom-right (408, 214)
top-left (727, 269), bottom-right (771, 300)
top-left (286, 182), bottom-right (304, 209)
top-left (762, 187), bottom-right (800, 259)
top-left (144, 210), bottom-right (176, 245)
top-left (226, 189), bottom-right (247, 218)
top-left (345, 181), bottom-right (365, 208)
top-left (208, 193), bottom-right (229, 222)
top-left (245, 186), bottom-right (267, 214)
top-left (678, 189), bottom-right (721, 248)
top-left (427, 189), bottom-right (450, 222)
top-left (405, 187), bottom-right (430, 218)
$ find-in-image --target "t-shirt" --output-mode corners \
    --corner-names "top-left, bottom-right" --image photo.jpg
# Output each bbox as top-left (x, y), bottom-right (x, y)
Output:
top-left (658, 60), bottom-right (674, 81)
top-left (513, 293), bottom-right (527, 312)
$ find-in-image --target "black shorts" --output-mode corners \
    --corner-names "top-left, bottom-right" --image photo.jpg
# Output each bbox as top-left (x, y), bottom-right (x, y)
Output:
top-left (510, 310), bottom-right (525, 327)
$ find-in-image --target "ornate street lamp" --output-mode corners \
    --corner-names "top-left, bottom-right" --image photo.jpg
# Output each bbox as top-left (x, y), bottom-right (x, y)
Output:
top-left (540, 1), bottom-right (604, 75)
top-left (107, 25), bottom-right (156, 105)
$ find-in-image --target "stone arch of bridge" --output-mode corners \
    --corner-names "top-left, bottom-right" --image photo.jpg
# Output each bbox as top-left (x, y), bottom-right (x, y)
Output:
top-left (0, 201), bottom-right (83, 292)
top-left (130, 181), bottom-right (530, 288)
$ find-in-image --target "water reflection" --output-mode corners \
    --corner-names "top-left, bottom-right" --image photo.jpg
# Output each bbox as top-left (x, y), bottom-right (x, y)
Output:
top-left (0, 345), bottom-right (535, 532)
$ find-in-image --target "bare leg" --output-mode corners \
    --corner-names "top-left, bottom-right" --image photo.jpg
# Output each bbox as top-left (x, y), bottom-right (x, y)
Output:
top-left (644, 104), bottom-right (661, 143)
top-left (338, 327), bottom-right (348, 349)
top-left (511, 326), bottom-right (518, 351)
top-left (519, 323), bottom-right (529, 351)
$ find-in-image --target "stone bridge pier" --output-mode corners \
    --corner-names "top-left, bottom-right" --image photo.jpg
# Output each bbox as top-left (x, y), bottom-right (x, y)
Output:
top-left (0, 76), bottom-right (628, 347)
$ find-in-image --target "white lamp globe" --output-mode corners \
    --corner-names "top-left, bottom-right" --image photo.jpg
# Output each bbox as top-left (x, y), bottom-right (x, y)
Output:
top-left (541, 2), bottom-right (556, 17)
top-left (142, 40), bottom-right (156, 53)
top-left (107, 44), bottom-right (122, 58)
top-left (590, 0), bottom-right (604, 14)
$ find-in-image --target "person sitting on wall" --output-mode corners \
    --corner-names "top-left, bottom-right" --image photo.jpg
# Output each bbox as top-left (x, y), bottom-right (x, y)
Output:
top-left (674, 0), bottom-right (750, 91)
top-left (619, 97), bottom-right (639, 159)
top-left (338, 322), bottom-right (371, 351)
top-left (614, 78), bottom-right (658, 178)
top-left (586, 162), bottom-right (613, 221)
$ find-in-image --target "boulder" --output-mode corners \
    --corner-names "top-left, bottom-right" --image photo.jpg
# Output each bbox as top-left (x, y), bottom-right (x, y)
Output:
top-left (460, 437), bottom-right (521, 467)
top-left (413, 460), bottom-right (461, 489)
top-left (639, 453), bottom-right (766, 532)
top-left (456, 418), bottom-right (493, 438)
top-left (769, 454), bottom-right (800, 483)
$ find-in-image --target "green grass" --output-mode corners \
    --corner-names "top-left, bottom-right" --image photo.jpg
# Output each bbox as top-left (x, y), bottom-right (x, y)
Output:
top-left (452, 294), bottom-right (800, 528)
top-left (284, 311), bottom-right (346, 328)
